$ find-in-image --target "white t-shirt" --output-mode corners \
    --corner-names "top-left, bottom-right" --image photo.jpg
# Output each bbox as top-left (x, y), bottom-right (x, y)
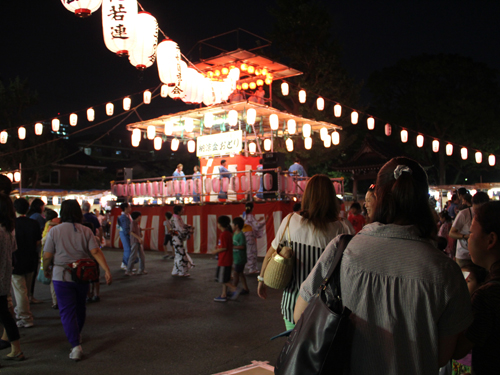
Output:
top-left (453, 207), bottom-right (474, 260)
top-left (163, 219), bottom-right (172, 235)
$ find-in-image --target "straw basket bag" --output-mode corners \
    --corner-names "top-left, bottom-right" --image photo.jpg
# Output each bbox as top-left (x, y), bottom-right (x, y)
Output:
top-left (264, 214), bottom-right (294, 289)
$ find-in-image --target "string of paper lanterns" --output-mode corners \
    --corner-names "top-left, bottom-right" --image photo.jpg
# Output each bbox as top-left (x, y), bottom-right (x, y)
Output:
top-left (280, 80), bottom-right (497, 166)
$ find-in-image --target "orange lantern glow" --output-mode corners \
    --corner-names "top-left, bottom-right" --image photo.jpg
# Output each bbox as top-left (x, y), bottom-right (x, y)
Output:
top-left (240, 63), bottom-right (248, 71)
top-left (265, 78), bottom-right (272, 85)
top-left (334, 104), bottom-right (342, 117)
top-left (242, 82), bottom-right (249, 90)
top-left (221, 67), bottom-right (229, 75)
top-left (249, 82), bottom-right (256, 90)
top-left (247, 66), bottom-right (255, 74)
top-left (298, 89), bottom-right (306, 103)
top-left (400, 129), bottom-right (408, 143)
top-left (261, 68), bottom-right (268, 76)
top-left (256, 79), bottom-right (264, 86)
top-left (70, 113), bottom-right (78, 126)
top-left (214, 70), bottom-right (221, 77)
top-left (446, 143), bottom-right (453, 156)
top-left (351, 111), bottom-right (358, 125)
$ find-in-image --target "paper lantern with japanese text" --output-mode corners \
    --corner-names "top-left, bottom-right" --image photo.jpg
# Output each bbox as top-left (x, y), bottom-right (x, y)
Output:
top-left (316, 97), bottom-right (324, 111)
top-left (35, 123), bottom-right (43, 136)
top-left (302, 123), bottom-right (311, 138)
top-left (281, 82), bottom-right (289, 96)
top-left (286, 138), bottom-right (294, 152)
top-left (489, 154), bottom-right (496, 166)
top-left (475, 151), bottom-right (482, 164)
top-left (446, 143), bottom-right (453, 156)
top-left (102, 0), bottom-right (138, 56)
top-left (52, 119), bottom-right (60, 132)
top-left (70, 113), bottom-right (78, 126)
top-left (0, 131), bottom-right (7, 144)
top-left (18, 127), bottom-right (26, 140)
top-left (123, 97), bottom-right (131, 110)
top-left (287, 119), bottom-right (296, 135)
top-left (128, 12), bottom-right (158, 70)
top-left (400, 130), bottom-right (408, 143)
top-left (351, 111), bottom-right (359, 125)
top-left (432, 140), bottom-right (440, 153)
top-left (61, 0), bottom-right (102, 18)
top-left (157, 39), bottom-right (180, 85)
top-left (169, 60), bottom-right (189, 100)
top-left (87, 108), bottom-right (95, 122)
top-left (270, 114), bottom-right (279, 130)
top-left (106, 103), bottom-right (114, 116)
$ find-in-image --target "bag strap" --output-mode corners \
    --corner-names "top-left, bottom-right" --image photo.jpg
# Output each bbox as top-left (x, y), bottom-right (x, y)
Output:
top-left (321, 234), bottom-right (354, 287)
top-left (278, 214), bottom-right (293, 246)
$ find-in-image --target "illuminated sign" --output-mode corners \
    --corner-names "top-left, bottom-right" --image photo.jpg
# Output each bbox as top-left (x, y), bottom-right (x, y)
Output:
top-left (196, 130), bottom-right (242, 157)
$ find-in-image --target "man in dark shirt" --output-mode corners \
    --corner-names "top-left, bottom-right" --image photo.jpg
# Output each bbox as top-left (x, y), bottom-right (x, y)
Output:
top-left (82, 201), bottom-right (102, 244)
top-left (12, 198), bottom-right (41, 328)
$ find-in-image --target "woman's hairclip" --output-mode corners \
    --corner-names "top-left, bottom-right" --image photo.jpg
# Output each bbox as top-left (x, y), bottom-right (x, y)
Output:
top-left (394, 165), bottom-right (412, 180)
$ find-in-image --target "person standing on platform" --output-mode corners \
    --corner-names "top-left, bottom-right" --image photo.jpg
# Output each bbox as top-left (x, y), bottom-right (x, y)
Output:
top-left (288, 158), bottom-right (307, 178)
top-left (242, 202), bottom-right (265, 274)
top-left (254, 86), bottom-right (265, 104)
top-left (12, 198), bottom-right (41, 328)
top-left (171, 205), bottom-right (194, 277)
top-left (192, 166), bottom-right (201, 203)
top-left (218, 160), bottom-right (232, 200)
top-left (173, 164), bottom-right (186, 202)
top-left (117, 203), bottom-right (133, 271)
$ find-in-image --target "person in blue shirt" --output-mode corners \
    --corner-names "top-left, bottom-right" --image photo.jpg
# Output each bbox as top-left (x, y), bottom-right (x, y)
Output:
top-left (288, 158), bottom-right (307, 178)
top-left (192, 166), bottom-right (201, 203)
top-left (218, 160), bottom-right (232, 200)
top-left (117, 202), bottom-right (132, 270)
top-left (173, 164), bottom-right (186, 202)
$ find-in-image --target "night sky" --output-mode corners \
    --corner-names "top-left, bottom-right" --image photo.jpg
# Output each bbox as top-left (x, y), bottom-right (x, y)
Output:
top-left (1, 1), bottom-right (499, 130)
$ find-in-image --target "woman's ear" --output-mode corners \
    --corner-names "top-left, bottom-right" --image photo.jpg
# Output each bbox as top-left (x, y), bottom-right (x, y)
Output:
top-left (487, 231), bottom-right (499, 251)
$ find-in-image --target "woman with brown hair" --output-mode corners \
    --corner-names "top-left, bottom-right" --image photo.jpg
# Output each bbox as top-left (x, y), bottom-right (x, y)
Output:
top-left (257, 174), bottom-right (354, 330)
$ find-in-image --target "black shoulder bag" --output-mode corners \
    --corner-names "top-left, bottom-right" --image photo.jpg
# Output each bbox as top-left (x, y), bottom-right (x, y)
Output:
top-left (274, 234), bottom-right (354, 375)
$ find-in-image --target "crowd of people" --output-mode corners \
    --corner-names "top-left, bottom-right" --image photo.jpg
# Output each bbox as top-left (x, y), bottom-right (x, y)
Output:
top-left (1, 156), bottom-right (500, 373)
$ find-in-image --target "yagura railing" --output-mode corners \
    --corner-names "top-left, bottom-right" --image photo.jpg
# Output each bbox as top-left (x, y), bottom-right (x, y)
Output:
top-left (111, 169), bottom-right (344, 203)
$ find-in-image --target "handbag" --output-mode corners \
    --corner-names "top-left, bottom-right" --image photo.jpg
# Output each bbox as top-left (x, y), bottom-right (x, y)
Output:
top-left (37, 268), bottom-right (51, 285)
top-left (264, 214), bottom-right (294, 289)
top-left (274, 234), bottom-right (354, 375)
top-left (66, 258), bottom-right (99, 284)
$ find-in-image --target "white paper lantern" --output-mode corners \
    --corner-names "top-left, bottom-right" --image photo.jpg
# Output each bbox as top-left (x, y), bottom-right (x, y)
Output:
top-left (334, 104), bottom-right (342, 117)
top-left (247, 108), bottom-right (256, 125)
top-left (141, 90), bottom-right (151, 105)
top-left (61, 0), bottom-right (102, 18)
top-left (171, 138), bottom-right (180, 151)
top-left (432, 140), bottom-right (440, 153)
top-left (286, 138), bottom-right (294, 152)
top-left (416, 134), bottom-right (424, 148)
top-left (154, 136), bottom-right (162, 150)
top-left (123, 97), bottom-right (131, 111)
top-left (157, 39), bottom-right (180, 85)
top-left (14, 172), bottom-right (21, 182)
top-left (461, 147), bottom-right (468, 160)
top-left (367, 117), bottom-right (375, 130)
top-left (316, 97), bottom-right (324, 111)
top-left (160, 84), bottom-right (171, 98)
top-left (69, 113), bottom-right (78, 126)
top-left (204, 113), bottom-right (214, 128)
top-left (106, 102), bottom-right (114, 116)
top-left (298, 89), bottom-right (306, 103)
top-left (269, 114), bottom-right (279, 130)
top-left (187, 140), bottom-right (196, 153)
top-left (131, 129), bottom-right (141, 147)
top-left (475, 151), bottom-right (482, 164)
top-left (281, 82), bottom-right (289, 96)
top-left (264, 139), bottom-right (272, 151)
top-left (302, 123), bottom-right (311, 138)
top-left (385, 123), bottom-right (392, 136)
top-left (128, 12), bottom-right (158, 70)
top-left (52, 118), bottom-right (60, 132)
top-left (184, 118), bottom-right (194, 133)
top-left (164, 120), bottom-right (173, 135)
top-left (400, 129), bottom-right (408, 143)
top-left (228, 110), bottom-right (238, 126)
top-left (102, 0), bottom-right (138, 56)
top-left (320, 127), bottom-right (328, 141)
top-left (147, 125), bottom-right (156, 140)
top-left (446, 143), bottom-right (453, 156)
top-left (35, 123), bottom-right (43, 135)
top-left (304, 137), bottom-right (312, 150)
top-left (287, 119), bottom-right (296, 135)
top-left (18, 127), bottom-right (26, 140)
top-left (323, 135), bottom-right (332, 148)
top-left (87, 108), bottom-right (95, 122)
top-left (0, 131), bottom-right (7, 144)
top-left (332, 131), bottom-right (340, 145)
top-left (351, 111), bottom-right (359, 125)
top-left (249, 142), bottom-right (257, 154)
top-left (488, 154), bottom-right (496, 166)
top-left (6, 173), bottom-right (13, 182)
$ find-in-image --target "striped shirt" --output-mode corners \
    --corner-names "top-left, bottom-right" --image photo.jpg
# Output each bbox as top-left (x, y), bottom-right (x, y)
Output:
top-left (300, 222), bottom-right (473, 375)
top-left (271, 213), bottom-right (354, 323)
